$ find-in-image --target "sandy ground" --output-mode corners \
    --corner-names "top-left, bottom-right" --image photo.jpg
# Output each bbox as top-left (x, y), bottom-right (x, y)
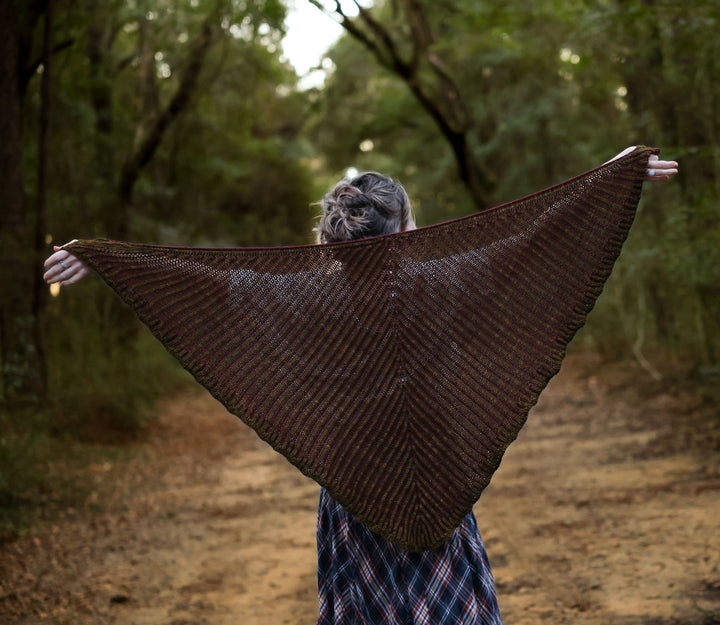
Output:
top-left (1, 355), bottom-right (719, 625)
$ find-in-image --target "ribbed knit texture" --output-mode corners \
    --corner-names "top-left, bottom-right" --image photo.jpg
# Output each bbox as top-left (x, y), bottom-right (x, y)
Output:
top-left (67, 147), bottom-right (656, 551)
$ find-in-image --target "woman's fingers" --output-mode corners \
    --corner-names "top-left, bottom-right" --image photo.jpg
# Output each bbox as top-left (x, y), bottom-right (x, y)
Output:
top-left (645, 154), bottom-right (678, 182)
top-left (44, 249), bottom-right (67, 269)
top-left (58, 265), bottom-right (92, 285)
top-left (43, 250), bottom-right (91, 285)
top-left (606, 148), bottom-right (679, 181)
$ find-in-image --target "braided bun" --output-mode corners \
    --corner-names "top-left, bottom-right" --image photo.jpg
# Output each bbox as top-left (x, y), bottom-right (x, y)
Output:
top-left (316, 173), bottom-right (415, 244)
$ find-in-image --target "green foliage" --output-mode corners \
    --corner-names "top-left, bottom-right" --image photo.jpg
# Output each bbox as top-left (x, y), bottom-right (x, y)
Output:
top-left (17, 0), bottom-right (318, 424)
top-left (0, 403), bottom-right (141, 539)
top-left (2, 0), bottom-right (321, 522)
top-left (0, 411), bottom-right (40, 526)
top-left (307, 34), bottom-right (473, 225)
top-left (44, 281), bottom-right (190, 437)
top-left (21, 0), bottom-right (314, 242)
top-left (309, 0), bottom-right (632, 224)
top-left (140, 39), bottom-right (318, 245)
top-left (310, 0), bottom-right (720, 367)
top-left (569, 0), bottom-right (720, 365)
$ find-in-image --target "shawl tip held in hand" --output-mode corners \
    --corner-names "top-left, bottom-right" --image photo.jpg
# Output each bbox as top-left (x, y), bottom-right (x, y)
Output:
top-left (68, 146), bottom-right (657, 551)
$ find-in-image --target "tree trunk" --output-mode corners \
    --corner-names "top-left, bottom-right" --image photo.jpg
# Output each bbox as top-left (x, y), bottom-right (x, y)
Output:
top-left (30, 0), bottom-right (54, 400)
top-left (0, 1), bottom-right (45, 404)
top-left (85, 0), bottom-right (115, 184)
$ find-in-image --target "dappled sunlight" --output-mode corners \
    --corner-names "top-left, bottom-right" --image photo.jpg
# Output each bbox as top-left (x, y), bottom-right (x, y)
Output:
top-left (559, 47), bottom-right (581, 64)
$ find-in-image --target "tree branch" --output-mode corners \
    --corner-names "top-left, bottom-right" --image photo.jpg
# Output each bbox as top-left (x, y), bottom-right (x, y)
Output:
top-left (21, 37), bottom-right (74, 96)
top-left (118, 15), bottom-right (216, 208)
top-left (306, 0), bottom-right (492, 206)
top-left (402, 0), bottom-right (433, 70)
top-left (355, 4), bottom-right (410, 76)
top-left (116, 52), bottom-right (138, 74)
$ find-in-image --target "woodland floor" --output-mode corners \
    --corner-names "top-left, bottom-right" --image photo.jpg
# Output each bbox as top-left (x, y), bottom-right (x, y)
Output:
top-left (1, 354), bottom-right (720, 625)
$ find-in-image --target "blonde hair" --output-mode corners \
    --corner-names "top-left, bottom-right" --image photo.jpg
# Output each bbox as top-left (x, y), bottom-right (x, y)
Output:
top-left (316, 172), bottom-right (415, 243)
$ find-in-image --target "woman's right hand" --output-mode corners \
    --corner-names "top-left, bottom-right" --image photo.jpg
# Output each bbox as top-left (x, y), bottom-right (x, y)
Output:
top-left (43, 242), bottom-right (94, 286)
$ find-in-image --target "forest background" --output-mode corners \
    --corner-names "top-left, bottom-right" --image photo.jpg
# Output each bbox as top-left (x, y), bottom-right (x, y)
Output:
top-left (1, 0), bottom-right (718, 535)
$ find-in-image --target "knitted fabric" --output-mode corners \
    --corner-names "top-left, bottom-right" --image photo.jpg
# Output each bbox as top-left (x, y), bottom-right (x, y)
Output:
top-left (66, 146), bottom-right (656, 551)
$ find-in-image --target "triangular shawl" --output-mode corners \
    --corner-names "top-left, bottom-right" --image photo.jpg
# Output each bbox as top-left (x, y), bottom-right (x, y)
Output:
top-left (66, 146), bottom-right (656, 550)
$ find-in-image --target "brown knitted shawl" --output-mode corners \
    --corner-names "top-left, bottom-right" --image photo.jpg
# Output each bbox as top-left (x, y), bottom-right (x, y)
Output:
top-left (66, 147), bottom-right (656, 551)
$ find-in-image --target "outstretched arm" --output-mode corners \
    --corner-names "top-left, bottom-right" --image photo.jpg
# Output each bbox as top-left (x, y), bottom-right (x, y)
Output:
top-left (608, 146), bottom-right (678, 182)
top-left (43, 241), bottom-right (94, 286)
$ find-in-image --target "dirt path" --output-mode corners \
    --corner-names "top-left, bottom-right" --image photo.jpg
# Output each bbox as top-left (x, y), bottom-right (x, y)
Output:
top-left (2, 356), bottom-right (719, 625)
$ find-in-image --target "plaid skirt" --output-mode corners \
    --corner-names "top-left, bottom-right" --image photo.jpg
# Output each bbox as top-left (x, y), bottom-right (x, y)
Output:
top-left (316, 489), bottom-right (502, 625)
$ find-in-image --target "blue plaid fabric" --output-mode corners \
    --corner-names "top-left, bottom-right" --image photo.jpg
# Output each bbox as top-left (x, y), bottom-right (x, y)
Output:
top-left (316, 489), bottom-right (502, 625)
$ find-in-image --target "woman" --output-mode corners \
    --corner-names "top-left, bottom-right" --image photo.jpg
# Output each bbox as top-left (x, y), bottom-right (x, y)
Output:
top-left (44, 149), bottom-right (678, 625)
top-left (314, 172), bottom-right (503, 625)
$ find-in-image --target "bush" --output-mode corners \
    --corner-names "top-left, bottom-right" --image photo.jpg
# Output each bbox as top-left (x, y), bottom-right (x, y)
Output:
top-left (44, 280), bottom-right (190, 440)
